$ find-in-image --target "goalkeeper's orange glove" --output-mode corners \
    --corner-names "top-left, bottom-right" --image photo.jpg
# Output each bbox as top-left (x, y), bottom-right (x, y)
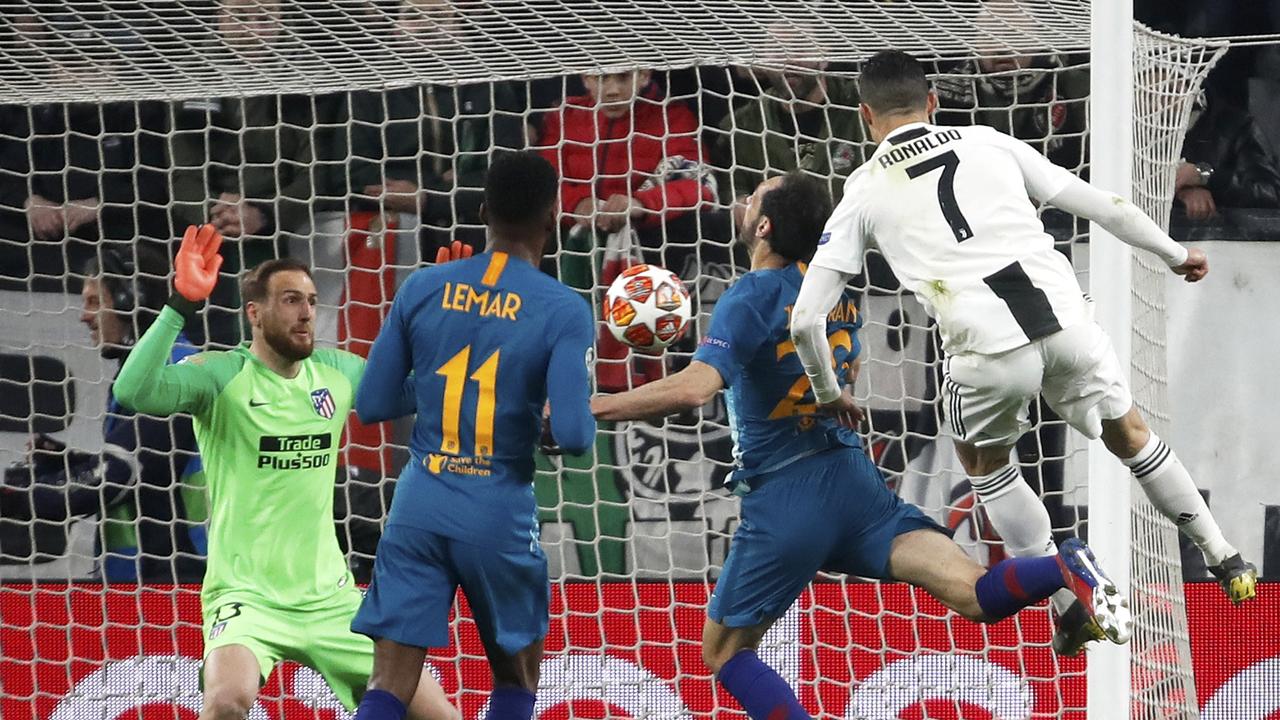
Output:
top-left (174, 224), bottom-right (224, 303)
top-left (435, 240), bottom-right (474, 265)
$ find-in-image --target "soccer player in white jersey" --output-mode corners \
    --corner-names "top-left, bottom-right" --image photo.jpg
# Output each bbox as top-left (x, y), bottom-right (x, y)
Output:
top-left (790, 50), bottom-right (1256, 655)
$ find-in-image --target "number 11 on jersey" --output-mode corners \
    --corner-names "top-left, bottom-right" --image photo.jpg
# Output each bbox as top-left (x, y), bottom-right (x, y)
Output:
top-left (436, 345), bottom-right (500, 456)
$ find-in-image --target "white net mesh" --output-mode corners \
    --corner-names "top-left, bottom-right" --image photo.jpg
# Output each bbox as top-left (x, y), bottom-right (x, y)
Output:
top-left (0, 2), bottom-right (1215, 718)
top-left (1127, 25), bottom-right (1227, 720)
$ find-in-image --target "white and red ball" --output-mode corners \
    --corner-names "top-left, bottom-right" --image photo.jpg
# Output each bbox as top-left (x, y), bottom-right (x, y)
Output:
top-left (603, 264), bottom-right (692, 353)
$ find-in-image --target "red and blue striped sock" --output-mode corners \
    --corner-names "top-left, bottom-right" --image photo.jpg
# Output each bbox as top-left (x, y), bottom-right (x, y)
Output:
top-left (975, 556), bottom-right (1066, 620)
top-left (717, 650), bottom-right (809, 720)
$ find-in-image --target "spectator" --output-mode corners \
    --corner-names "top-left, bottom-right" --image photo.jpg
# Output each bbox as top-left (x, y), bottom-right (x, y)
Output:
top-left (537, 69), bottom-right (715, 391)
top-left (934, 51), bottom-right (1090, 172)
top-left (0, 12), bottom-right (168, 284)
top-left (167, 0), bottom-right (315, 345)
top-left (538, 69), bottom-right (713, 240)
top-left (713, 63), bottom-right (865, 225)
top-left (1176, 89), bottom-right (1280, 220)
top-left (0, 244), bottom-right (206, 582)
top-left (366, 0), bottom-right (530, 256)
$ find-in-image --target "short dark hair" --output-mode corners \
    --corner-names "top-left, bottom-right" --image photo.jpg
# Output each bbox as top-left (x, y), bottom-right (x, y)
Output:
top-left (484, 150), bottom-right (559, 226)
top-left (758, 172), bottom-right (833, 263)
top-left (241, 257), bottom-right (312, 305)
top-left (860, 49), bottom-right (929, 115)
top-left (82, 242), bottom-right (171, 314)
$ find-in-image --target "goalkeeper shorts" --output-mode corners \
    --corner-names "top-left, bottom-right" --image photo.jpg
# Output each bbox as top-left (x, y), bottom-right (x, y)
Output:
top-left (201, 586), bottom-right (371, 711)
top-left (708, 447), bottom-right (943, 628)
top-left (352, 523), bottom-right (550, 655)
top-left (942, 321), bottom-right (1134, 447)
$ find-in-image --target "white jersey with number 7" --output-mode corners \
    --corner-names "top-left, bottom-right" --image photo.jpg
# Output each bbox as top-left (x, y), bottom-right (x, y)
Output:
top-left (812, 121), bottom-right (1153, 356)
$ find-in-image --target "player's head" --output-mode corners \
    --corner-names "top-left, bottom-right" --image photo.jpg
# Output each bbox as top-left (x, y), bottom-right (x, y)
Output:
top-left (858, 50), bottom-right (937, 142)
top-left (80, 244), bottom-right (170, 359)
top-left (581, 69), bottom-right (652, 119)
top-left (480, 151), bottom-right (559, 245)
top-left (242, 257), bottom-right (316, 362)
top-left (740, 172), bottom-right (833, 263)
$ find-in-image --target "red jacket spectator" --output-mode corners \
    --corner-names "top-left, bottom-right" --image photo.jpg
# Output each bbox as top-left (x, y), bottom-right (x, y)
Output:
top-left (539, 82), bottom-right (711, 228)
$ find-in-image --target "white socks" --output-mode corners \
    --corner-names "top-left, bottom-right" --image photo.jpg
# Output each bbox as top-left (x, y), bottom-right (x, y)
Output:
top-left (969, 464), bottom-right (1076, 614)
top-left (1124, 432), bottom-right (1235, 566)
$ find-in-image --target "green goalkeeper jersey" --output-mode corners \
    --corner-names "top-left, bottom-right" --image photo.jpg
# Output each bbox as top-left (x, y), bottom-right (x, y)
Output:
top-left (116, 305), bottom-right (369, 611)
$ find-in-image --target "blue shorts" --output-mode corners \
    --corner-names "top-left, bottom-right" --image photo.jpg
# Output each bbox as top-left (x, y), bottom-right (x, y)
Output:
top-left (709, 448), bottom-right (944, 628)
top-left (352, 523), bottom-right (549, 654)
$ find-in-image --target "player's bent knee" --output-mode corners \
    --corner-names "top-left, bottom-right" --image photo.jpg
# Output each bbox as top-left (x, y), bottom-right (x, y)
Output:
top-left (200, 686), bottom-right (256, 720)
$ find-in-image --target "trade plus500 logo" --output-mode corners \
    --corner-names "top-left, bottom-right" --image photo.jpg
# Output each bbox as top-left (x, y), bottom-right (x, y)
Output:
top-left (257, 433), bottom-right (333, 470)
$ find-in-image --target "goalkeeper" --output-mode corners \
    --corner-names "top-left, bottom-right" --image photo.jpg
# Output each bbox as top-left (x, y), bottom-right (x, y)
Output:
top-left (115, 225), bottom-right (454, 720)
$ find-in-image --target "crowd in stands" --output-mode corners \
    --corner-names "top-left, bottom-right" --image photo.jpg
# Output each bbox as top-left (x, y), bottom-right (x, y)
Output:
top-left (2, 0), bottom-right (1279, 582)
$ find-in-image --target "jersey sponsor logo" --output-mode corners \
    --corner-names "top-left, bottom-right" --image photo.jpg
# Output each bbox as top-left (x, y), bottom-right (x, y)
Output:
top-left (424, 453), bottom-right (493, 477)
top-left (699, 336), bottom-right (730, 350)
top-left (818, 232), bottom-right (831, 245)
top-left (310, 388), bottom-right (336, 419)
top-left (440, 281), bottom-right (522, 321)
top-left (877, 128), bottom-right (962, 169)
top-left (257, 433), bottom-right (334, 470)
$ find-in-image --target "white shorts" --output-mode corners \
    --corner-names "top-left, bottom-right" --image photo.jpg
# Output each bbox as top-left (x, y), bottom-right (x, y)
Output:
top-left (942, 322), bottom-right (1133, 447)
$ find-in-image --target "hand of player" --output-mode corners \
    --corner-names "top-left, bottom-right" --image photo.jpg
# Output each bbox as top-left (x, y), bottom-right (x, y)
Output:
top-left (434, 240), bottom-right (474, 265)
top-left (174, 224), bottom-right (224, 302)
top-left (1172, 247), bottom-right (1209, 283)
top-left (538, 401), bottom-right (562, 456)
top-left (816, 388), bottom-right (865, 430)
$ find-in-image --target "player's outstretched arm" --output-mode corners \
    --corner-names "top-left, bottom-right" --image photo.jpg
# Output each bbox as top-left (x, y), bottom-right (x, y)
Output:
top-left (790, 264), bottom-right (852, 405)
top-left (590, 361), bottom-right (723, 422)
top-left (1001, 132), bottom-right (1203, 280)
top-left (115, 225), bottom-right (224, 417)
top-left (546, 300), bottom-right (597, 454)
top-left (354, 279), bottom-right (416, 425)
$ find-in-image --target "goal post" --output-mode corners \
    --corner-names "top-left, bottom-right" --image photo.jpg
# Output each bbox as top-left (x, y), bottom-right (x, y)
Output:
top-left (0, 2), bottom-right (1227, 718)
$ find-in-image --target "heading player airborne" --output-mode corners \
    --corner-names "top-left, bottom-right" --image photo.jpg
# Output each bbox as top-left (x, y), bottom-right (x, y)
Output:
top-left (114, 226), bottom-right (453, 720)
top-left (791, 50), bottom-right (1256, 656)
top-left (348, 152), bottom-right (596, 720)
top-left (592, 172), bottom-right (1128, 720)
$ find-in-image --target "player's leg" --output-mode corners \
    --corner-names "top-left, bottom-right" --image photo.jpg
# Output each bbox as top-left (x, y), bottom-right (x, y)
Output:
top-left (198, 602), bottom-right (287, 720)
top-left (886, 528), bottom-right (1131, 642)
top-left (945, 351), bottom-right (1060, 559)
top-left (1040, 322), bottom-right (1256, 603)
top-left (705, 454), bottom-right (853, 720)
top-left (350, 524), bottom-right (461, 720)
top-left (199, 645), bottom-right (261, 720)
top-left (450, 537), bottom-right (550, 720)
top-left (1100, 405), bottom-right (1256, 600)
top-left (302, 587), bottom-right (457, 720)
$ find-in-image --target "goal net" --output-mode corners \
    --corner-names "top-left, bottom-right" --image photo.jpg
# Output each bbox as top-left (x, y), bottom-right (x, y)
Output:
top-left (0, 2), bottom-right (1217, 718)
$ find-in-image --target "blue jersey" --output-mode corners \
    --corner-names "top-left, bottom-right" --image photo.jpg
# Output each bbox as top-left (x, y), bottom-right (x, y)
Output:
top-left (692, 263), bottom-right (862, 490)
top-left (356, 251), bottom-right (596, 549)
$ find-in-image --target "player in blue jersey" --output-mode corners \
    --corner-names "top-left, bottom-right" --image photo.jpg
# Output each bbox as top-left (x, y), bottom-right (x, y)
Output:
top-left (349, 151), bottom-right (597, 720)
top-left (591, 172), bottom-right (1129, 720)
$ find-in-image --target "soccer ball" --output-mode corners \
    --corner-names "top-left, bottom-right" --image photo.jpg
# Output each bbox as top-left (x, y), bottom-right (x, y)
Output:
top-left (603, 264), bottom-right (692, 353)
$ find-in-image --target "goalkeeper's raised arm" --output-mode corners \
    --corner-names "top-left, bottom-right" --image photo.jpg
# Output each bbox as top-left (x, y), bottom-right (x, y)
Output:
top-left (114, 224), bottom-right (225, 416)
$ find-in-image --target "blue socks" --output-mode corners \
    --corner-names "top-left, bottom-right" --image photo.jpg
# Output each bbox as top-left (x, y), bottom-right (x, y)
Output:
top-left (353, 689), bottom-right (407, 720)
top-left (975, 555), bottom-right (1067, 620)
top-left (717, 650), bottom-right (808, 720)
top-left (485, 687), bottom-right (537, 720)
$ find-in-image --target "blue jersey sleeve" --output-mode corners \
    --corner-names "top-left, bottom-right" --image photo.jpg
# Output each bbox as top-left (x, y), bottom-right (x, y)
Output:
top-left (355, 276), bottom-right (416, 424)
top-left (692, 279), bottom-right (770, 386)
top-left (546, 296), bottom-right (597, 454)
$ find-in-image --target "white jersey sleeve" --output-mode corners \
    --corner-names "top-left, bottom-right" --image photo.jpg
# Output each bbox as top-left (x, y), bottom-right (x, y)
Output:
top-left (809, 168), bottom-right (870, 276)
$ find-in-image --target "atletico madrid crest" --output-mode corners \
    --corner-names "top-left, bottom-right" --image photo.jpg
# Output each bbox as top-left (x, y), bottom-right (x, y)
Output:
top-left (311, 388), bottom-right (336, 419)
